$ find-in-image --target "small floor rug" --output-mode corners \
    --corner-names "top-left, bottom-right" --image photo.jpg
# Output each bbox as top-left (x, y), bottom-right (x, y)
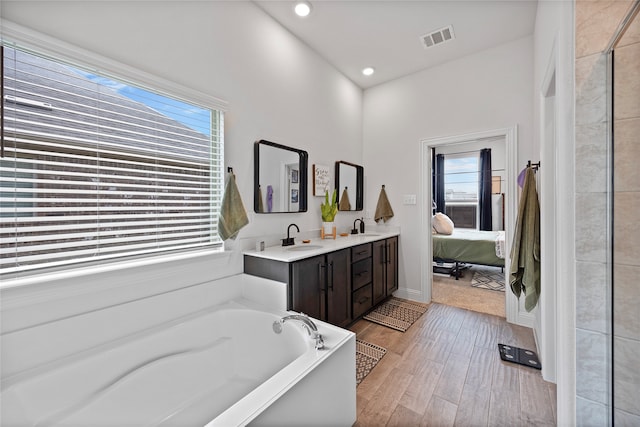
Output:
top-left (471, 266), bottom-right (505, 292)
top-left (356, 339), bottom-right (387, 385)
top-left (363, 297), bottom-right (429, 332)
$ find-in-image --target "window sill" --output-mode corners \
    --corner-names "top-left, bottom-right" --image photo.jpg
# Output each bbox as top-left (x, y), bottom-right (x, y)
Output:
top-left (1, 248), bottom-right (228, 292)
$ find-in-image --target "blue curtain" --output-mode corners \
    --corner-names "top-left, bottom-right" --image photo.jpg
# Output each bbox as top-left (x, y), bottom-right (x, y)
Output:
top-left (434, 154), bottom-right (445, 214)
top-left (479, 148), bottom-right (492, 230)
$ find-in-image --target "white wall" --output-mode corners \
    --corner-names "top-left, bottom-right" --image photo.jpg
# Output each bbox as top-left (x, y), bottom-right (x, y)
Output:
top-left (362, 36), bottom-right (533, 300)
top-left (533, 0), bottom-right (575, 424)
top-left (0, 2), bottom-right (362, 330)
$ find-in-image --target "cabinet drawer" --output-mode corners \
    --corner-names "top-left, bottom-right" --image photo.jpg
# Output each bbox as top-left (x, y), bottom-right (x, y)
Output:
top-left (351, 243), bottom-right (372, 263)
top-left (353, 284), bottom-right (373, 319)
top-left (352, 258), bottom-right (371, 291)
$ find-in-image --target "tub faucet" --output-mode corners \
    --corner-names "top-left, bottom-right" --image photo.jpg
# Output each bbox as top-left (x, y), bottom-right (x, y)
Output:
top-left (352, 218), bottom-right (365, 235)
top-left (282, 223), bottom-right (299, 246)
top-left (273, 313), bottom-right (325, 350)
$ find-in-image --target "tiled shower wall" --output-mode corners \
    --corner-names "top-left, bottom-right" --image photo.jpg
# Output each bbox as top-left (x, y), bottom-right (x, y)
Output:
top-left (575, 1), bottom-right (638, 424)
top-left (612, 8), bottom-right (640, 425)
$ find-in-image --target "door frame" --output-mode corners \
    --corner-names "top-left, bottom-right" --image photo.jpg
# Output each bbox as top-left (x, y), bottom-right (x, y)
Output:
top-left (538, 39), bottom-right (558, 382)
top-left (419, 125), bottom-right (532, 327)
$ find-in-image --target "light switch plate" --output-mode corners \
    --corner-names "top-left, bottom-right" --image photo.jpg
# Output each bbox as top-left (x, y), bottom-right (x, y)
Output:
top-left (403, 194), bottom-right (417, 205)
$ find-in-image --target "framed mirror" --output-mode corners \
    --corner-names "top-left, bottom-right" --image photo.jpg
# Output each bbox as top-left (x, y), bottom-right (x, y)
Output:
top-left (335, 160), bottom-right (364, 211)
top-left (254, 140), bottom-right (308, 213)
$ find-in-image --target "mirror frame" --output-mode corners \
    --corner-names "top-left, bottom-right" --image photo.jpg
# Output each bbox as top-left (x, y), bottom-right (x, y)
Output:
top-left (335, 160), bottom-right (364, 211)
top-left (254, 140), bottom-right (308, 213)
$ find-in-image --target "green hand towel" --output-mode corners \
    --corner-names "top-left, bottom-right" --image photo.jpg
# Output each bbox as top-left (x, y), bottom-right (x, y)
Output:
top-left (509, 167), bottom-right (540, 312)
top-left (375, 186), bottom-right (394, 223)
top-left (218, 173), bottom-right (249, 241)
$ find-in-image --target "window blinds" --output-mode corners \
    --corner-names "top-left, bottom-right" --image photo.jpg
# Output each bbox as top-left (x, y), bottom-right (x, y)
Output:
top-left (1, 46), bottom-right (224, 275)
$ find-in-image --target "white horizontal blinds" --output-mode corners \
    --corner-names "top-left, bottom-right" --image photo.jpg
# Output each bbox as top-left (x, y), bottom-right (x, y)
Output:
top-left (1, 46), bottom-right (223, 275)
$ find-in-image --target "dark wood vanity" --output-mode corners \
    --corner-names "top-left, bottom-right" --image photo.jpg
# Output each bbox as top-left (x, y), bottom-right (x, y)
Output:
top-left (244, 235), bottom-right (398, 328)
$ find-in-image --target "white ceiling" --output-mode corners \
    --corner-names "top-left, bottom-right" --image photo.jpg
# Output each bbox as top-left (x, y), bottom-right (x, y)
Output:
top-left (256, 0), bottom-right (538, 89)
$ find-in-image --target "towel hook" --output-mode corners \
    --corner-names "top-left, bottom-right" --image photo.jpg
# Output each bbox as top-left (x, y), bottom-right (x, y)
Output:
top-left (227, 166), bottom-right (234, 175)
top-left (382, 184), bottom-right (385, 189)
top-left (526, 161), bottom-right (540, 171)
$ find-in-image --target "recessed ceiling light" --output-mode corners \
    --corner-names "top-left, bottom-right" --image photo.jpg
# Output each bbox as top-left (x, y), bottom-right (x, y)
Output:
top-left (294, 1), bottom-right (312, 17)
top-left (362, 67), bottom-right (375, 76)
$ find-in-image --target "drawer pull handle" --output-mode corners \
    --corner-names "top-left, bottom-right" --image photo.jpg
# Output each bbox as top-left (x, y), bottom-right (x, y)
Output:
top-left (356, 250), bottom-right (368, 255)
top-left (355, 271), bottom-right (369, 276)
top-left (358, 296), bottom-right (369, 304)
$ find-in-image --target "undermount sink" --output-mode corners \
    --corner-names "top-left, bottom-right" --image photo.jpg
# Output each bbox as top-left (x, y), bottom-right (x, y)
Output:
top-left (286, 245), bottom-right (323, 251)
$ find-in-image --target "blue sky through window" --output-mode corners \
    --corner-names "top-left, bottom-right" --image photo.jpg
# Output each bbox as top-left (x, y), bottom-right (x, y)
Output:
top-left (72, 69), bottom-right (211, 136)
top-left (444, 155), bottom-right (479, 200)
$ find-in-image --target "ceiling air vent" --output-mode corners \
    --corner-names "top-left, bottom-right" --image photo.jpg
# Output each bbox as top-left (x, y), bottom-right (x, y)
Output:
top-left (420, 25), bottom-right (455, 49)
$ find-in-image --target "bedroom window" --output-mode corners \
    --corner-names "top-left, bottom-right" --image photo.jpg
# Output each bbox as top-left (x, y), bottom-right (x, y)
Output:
top-left (0, 45), bottom-right (224, 276)
top-left (443, 153), bottom-right (479, 229)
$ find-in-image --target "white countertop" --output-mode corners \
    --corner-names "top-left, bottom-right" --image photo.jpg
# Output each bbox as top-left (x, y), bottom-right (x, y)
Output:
top-left (243, 230), bottom-right (399, 263)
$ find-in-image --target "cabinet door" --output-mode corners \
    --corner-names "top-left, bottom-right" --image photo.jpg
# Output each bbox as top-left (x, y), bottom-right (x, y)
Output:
top-left (372, 240), bottom-right (386, 305)
top-left (291, 255), bottom-right (326, 320)
top-left (327, 249), bottom-right (352, 328)
top-left (385, 236), bottom-right (398, 294)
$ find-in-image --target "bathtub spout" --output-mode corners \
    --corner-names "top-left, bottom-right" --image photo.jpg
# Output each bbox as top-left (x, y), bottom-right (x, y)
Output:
top-left (273, 314), bottom-right (325, 350)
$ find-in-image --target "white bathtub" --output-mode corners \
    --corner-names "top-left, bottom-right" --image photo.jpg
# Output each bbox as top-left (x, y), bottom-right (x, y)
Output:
top-left (1, 298), bottom-right (356, 426)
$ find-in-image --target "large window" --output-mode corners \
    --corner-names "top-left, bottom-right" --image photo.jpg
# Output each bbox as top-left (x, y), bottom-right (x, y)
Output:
top-left (443, 153), bottom-right (479, 229)
top-left (1, 45), bottom-right (224, 276)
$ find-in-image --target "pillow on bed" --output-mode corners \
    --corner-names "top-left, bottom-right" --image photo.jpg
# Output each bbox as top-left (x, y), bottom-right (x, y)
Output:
top-left (433, 213), bottom-right (454, 235)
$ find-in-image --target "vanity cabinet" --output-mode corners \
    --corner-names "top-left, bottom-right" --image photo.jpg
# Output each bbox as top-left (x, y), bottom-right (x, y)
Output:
top-left (351, 243), bottom-right (373, 319)
top-left (290, 249), bottom-right (352, 328)
top-left (243, 234), bottom-right (399, 328)
top-left (372, 236), bottom-right (398, 305)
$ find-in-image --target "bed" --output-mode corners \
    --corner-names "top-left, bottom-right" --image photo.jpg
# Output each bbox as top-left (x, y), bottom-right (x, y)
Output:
top-left (432, 229), bottom-right (505, 279)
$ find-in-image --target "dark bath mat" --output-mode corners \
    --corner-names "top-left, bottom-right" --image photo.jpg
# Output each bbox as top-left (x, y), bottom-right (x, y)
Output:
top-left (498, 343), bottom-right (541, 370)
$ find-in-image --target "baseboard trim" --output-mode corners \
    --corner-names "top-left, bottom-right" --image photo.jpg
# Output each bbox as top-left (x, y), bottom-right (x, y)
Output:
top-left (393, 287), bottom-right (426, 303)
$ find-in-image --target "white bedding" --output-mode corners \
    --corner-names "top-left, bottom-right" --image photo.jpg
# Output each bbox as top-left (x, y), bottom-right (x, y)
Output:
top-left (495, 231), bottom-right (506, 259)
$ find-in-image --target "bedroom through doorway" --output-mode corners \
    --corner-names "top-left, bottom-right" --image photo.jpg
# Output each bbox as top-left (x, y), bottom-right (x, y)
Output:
top-left (431, 138), bottom-right (506, 317)
top-left (420, 127), bottom-right (525, 325)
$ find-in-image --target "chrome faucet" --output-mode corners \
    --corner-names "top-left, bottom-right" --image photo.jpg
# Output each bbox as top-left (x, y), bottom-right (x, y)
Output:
top-left (272, 313), bottom-right (325, 350)
top-left (282, 223), bottom-right (299, 246)
top-left (352, 218), bottom-right (365, 235)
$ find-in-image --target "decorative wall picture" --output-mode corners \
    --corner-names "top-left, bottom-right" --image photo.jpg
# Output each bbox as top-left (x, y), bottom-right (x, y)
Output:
top-left (313, 164), bottom-right (330, 196)
top-left (291, 189), bottom-right (299, 203)
top-left (291, 169), bottom-right (299, 184)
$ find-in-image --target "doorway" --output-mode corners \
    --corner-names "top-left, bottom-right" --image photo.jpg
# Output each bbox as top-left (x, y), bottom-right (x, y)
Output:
top-left (431, 139), bottom-right (506, 317)
top-left (420, 126), bottom-right (531, 327)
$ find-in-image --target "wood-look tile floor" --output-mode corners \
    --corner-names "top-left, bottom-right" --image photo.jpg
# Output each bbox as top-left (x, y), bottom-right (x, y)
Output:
top-left (351, 303), bottom-right (557, 427)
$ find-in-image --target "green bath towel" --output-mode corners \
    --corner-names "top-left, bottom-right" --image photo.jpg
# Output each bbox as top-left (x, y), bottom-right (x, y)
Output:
top-left (218, 173), bottom-right (249, 241)
top-left (509, 167), bottom-right (540, 312)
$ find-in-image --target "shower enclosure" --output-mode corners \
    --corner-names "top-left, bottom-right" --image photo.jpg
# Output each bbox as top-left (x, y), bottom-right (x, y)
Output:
top-left (609, 3), bottom-right (640, 424)
top-left (575, 1), bottom-right (639, 424)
